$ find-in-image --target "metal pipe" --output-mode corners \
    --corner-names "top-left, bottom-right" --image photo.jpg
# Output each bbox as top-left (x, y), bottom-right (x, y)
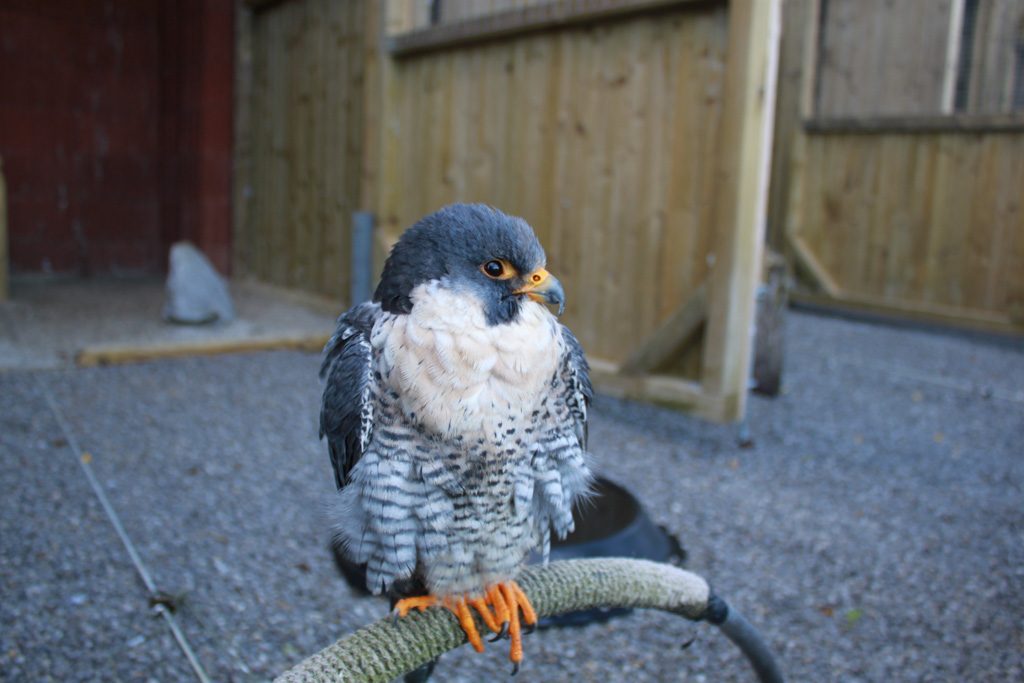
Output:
top-left (351, 211), bottom-right (375, 306)
top-left (707, 595), bottom-right (785, 683)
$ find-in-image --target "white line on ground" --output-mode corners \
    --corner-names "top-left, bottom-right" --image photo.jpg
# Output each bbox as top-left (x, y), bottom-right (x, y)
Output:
top-left (36, 375), bottom-right (213, 683)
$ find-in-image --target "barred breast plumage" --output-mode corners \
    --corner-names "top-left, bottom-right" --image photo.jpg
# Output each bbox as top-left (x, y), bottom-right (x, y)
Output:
top-left (330, 282), bottom-right (590, 596)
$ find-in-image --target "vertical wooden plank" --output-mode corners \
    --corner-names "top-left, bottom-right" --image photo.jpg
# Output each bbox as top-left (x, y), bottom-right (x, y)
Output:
top-left (637, 16), bottom-right (668, 344)
top-left (766, 0), bottom-right (811, 252)
top-left (318, 0), bottom-right (339, 298)
top-left (268, 4), bottom-right (292, 287)
top-left (325, 0), bottom-right (340, 295)
top-left (289, 1), bottom-right (311, 290)
top-left (964, 136), bottom-right (1000, 308)
top-left (376, 0), bottom-right (411, 254)
top-left (799, 0), bottom-right (821, 118)
top-left (577, 24), bottom-right (610, 358)
top-left (700, 0), bottom-right (782, 422)
top-left (360, 0), bottom-right (381, 216)
top-left (547, 28), bottom-right (573, 321)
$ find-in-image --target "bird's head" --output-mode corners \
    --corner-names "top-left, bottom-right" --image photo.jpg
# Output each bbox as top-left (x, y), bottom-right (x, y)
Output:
top-left (374, 204), bottom-right (565, 325)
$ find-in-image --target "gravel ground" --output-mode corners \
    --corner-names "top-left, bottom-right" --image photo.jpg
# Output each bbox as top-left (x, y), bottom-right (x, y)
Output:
top-left (1, 310), bottom-right (1022, 682)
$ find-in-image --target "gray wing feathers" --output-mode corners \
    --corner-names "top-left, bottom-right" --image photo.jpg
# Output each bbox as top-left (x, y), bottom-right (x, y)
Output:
top-left (319, 302), bottom-right (379, 489)
top-left (561, 325), bottom-right (593, 450)
top-left (322, 306), bottom-right (447, 594)
top-left (526, 325), bottom-right (595, 562)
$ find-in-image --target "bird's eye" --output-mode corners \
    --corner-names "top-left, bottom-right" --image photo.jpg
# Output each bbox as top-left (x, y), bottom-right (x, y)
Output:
top-left (482, 260), bottom-right (506, 279)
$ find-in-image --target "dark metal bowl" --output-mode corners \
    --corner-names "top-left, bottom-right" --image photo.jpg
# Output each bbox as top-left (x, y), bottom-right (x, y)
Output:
top-left (535, 477), bottom-right (686, 627)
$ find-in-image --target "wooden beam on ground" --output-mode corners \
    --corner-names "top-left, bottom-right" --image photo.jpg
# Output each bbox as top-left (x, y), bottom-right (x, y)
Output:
top-left (588, 359), bottom-right (708, 413)
top-left (620, 281), bottom-right (708, 375)
top-left (786, 232), bottom-right (841, 297)
top-left (75, 333), bottom-right (332, 368)
top-left (700, 0), bottom-right (783, 422)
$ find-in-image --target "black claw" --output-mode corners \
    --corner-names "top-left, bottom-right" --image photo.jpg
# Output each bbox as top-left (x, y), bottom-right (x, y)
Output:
top-left (681, 635), bottom-right (697, 650)
top-left (391, 610), bottom-right (400, 627)
top-left (490, 621), bottom-right (510, 642)
top-left (510, 661), bottom-right (520, 676)
top-left (522, 622), bottom-right (536, 635)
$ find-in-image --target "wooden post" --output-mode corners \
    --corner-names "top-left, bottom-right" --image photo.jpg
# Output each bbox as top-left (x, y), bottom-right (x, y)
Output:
top-left (700, 0), bottom-right (782, 422)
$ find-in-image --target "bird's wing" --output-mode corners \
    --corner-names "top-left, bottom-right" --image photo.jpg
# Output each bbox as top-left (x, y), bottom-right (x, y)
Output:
top-left (560, 324), bottom-right (593, 450)
top-left (319, 302), bottom-right (380, 489)
top-left (523, 324), bottom-right (594, 561)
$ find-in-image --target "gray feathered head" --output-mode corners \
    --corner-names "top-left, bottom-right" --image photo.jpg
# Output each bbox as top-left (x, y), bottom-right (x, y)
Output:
top-left (374, 204), bottom-right (565, 325)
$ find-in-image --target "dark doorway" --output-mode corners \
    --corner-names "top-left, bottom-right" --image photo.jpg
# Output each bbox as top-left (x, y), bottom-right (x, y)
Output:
top-left (0, 0), bottom-right (234, 278)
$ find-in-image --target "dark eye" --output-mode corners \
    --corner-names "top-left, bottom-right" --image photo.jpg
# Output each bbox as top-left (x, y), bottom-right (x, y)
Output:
top-left (482, 260), bottom-right (505, 278)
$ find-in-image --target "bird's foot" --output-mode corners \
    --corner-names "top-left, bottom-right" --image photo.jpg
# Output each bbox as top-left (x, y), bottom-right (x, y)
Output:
top-left (392, 595), bottom-right (438, 626)
top-left (392, 581), bottom-right (537, 673)
top-left (392, 594), bottom-right (492, 653)
top-left (486, 580), bottom-right (537, 674)
top-left (393, 594), bottom-right (438, 617)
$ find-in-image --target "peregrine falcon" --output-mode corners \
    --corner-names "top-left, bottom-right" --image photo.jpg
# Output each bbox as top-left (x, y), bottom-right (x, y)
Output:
top-left (320, 204), bottom-right (592, 670)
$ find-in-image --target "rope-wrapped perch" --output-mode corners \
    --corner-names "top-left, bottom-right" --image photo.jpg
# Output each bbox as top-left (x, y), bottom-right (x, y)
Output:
top-left (275, 558), bottom-right (714, 683)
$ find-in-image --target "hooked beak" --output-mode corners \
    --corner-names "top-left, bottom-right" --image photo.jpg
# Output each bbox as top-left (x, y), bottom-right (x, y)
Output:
top-left (514, 268), bottom-right (565, 316)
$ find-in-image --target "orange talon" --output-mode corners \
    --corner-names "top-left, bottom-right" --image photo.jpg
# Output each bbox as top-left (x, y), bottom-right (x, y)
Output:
top-left (487, 584), bottom-right (511, 637)
top-left (510, 581), bottom-right (537, 629)
top-left (468, 595), bottom-right (501, 634)
top-left (449, 597), bottom-right (485, 653)
top-left (393, 595), bottom-right (437, 617)
top-left (499, 583), bottom-right (524, 667)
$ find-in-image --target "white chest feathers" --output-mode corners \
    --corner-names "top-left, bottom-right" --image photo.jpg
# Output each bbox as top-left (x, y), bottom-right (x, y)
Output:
top-left (373, 282), bottom-right (563, 439)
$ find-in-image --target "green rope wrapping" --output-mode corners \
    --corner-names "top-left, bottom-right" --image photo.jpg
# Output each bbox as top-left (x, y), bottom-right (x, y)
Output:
top-left (275, 559), bottom-right (711, 683)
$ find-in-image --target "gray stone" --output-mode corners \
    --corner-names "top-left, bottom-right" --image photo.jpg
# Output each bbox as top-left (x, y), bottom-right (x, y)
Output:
top-left (163, 242), bottom-right (234, 324)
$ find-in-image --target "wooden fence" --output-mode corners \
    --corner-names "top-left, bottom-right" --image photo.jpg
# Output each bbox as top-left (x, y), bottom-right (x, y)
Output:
top-left (235, 0), bottom-right (781, 422)
top-left (769, 0), bottom-right (1024, 334)
top-left (234, 0), bottom-right (370, 301)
